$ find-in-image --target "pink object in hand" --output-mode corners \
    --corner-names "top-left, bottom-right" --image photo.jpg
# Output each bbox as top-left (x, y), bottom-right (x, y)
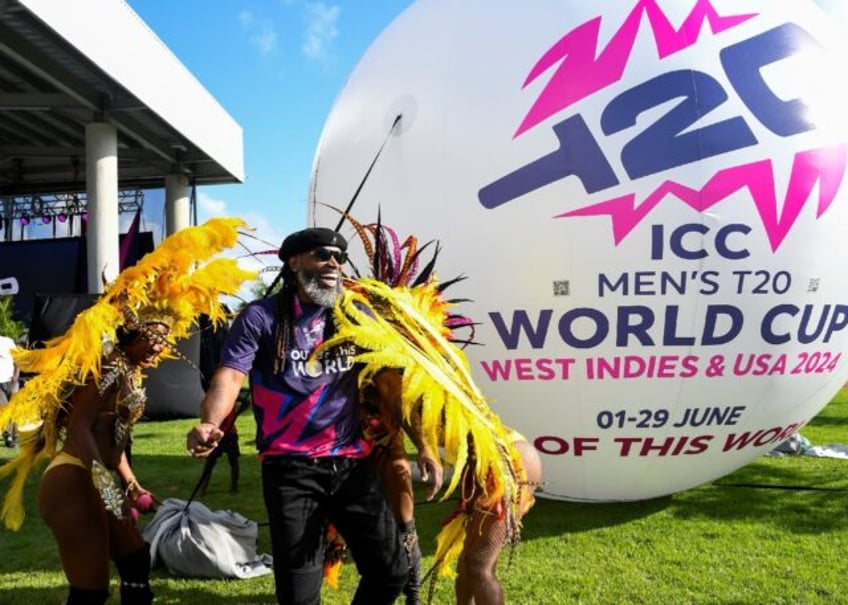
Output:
top-left (135, 493), bottom-right (155, 512)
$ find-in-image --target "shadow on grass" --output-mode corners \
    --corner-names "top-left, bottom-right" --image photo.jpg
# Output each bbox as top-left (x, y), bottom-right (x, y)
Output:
top-left (524, 496), bottom-right (673, 538)
top-left (804, 411), bottom-right (848, 429)
top-left (688, 459), bottom-right (848, 534)
top-left (807, 390), bottom-right (848, 429)
top-left (452, 455), bottom-right (848, 544)
top-left (406, 483), bottom-right (674, 555)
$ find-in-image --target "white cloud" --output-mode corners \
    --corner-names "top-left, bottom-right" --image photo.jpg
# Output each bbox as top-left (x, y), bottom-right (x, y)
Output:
top-left (254, 23), bottom-right (279, 56)
top-left (239, 10), bottom-right (278, 56)
top-left (302, 2), bottom-right (340, 61)
top-left (238, 10), bottom-right (254, 27)
top-left (197, 191), bottom-right (227, 216)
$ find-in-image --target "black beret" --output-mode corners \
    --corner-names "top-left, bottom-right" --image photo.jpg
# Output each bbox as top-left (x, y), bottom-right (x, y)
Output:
top-left (278, 227), bottom-right (348, 262)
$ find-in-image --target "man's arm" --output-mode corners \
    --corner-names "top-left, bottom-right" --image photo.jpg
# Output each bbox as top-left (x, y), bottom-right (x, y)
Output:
top-left (186, 366), bottom-right (246, 457)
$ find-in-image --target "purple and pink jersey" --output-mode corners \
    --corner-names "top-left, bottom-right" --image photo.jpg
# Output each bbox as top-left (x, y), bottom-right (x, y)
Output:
top-left (219, 294), bottom-right (372, 460)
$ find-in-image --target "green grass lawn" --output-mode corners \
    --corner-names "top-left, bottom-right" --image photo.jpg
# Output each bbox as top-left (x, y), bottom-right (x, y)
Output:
top-left (1, 392), bottom-right (847, 604)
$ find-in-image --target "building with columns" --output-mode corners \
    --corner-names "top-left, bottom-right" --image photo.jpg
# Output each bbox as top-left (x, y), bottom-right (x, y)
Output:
top-left (0, 0), bottom-right (243, 294)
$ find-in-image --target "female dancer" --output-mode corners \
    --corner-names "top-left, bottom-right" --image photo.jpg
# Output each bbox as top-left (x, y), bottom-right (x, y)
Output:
top-left (36, 322), bottom-right (168, 604)
top-left (0, 217), bottom-right (255, 605)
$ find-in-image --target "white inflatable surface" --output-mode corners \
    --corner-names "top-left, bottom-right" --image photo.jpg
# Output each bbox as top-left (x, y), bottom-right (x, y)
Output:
top-left (310, 0), bottom-right (848, 501)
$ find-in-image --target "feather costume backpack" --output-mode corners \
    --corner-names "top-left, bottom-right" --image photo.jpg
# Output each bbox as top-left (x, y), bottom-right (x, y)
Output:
top-left (319, 211), bottom-right (527, 587)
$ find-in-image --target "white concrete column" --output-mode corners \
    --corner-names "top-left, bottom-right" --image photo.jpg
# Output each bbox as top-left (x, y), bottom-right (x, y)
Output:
top-left (85, 122), bottom-right (119, 294)
top-left (165, 173), bottom-right (190, 235)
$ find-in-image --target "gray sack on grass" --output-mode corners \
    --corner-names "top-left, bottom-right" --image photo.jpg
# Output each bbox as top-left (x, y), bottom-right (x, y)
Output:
top-left (142, 498), bottom-right (273, 579)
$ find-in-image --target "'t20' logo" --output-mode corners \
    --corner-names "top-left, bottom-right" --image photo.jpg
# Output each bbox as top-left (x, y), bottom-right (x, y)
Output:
top-left (479, 24), bottom-right (821, 210)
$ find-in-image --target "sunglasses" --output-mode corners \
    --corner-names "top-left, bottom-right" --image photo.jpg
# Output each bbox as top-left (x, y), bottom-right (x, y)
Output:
top-left (308, 248), bottom-right (348, 264)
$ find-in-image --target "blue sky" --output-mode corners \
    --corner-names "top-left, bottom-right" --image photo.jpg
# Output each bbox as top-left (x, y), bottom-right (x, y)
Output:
top-left (126, 0), bottom-right (413, 258)
top-left (21, 0), bottom-right (842, 261)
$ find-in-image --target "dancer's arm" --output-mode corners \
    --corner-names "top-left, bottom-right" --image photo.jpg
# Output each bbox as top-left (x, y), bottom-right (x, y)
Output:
top-left (62, 379), bottom-right (107, 468)
top-left (372, 369), bottom-right (444, 500)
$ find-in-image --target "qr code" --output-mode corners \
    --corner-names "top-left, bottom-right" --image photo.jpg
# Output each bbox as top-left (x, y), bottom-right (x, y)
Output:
top-left (807, 278), bottom-right (820, 293)
top-left (553, 280), bottom-right (570, 296)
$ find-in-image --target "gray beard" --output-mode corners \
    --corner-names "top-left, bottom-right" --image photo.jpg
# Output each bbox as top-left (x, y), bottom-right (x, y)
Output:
top-left (297, 269), bottom-right (341, 308)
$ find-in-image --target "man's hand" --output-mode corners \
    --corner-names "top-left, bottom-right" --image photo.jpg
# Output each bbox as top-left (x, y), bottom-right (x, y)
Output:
top-left (416, 448), bottom-right (443, 501)
top-left (186, 423), bottom-right (224, 458)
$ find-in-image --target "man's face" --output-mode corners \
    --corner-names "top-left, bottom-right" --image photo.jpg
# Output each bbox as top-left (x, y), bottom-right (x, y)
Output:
top-left (290, 246), bottom-right (346, 307)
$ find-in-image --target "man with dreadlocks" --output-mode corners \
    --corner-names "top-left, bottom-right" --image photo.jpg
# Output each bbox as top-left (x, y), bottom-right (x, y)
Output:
top-left (186, 227), bottom-right (436, 605)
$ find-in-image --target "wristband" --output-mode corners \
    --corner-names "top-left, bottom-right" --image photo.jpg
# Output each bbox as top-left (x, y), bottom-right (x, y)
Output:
top-left (125, 477), bottom-right (141, 495)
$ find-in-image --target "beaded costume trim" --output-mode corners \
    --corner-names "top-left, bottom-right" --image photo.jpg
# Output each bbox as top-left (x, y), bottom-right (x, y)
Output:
top-left (99, 350), bottom-right (146, 448)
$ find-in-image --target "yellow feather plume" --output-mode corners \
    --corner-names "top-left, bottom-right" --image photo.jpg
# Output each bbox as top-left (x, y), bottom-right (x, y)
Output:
top-left (432, 512), bottom-right (468, 580)
top-left (319, 276), bottom-right (525, 577)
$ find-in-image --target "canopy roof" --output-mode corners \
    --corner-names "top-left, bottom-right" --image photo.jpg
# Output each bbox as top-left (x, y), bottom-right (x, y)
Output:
top-left (0, 0), bottom-right (244, 196)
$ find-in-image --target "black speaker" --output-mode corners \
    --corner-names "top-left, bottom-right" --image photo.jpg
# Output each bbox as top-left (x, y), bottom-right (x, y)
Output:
top-left (29, 293), bottom-right (98, 344)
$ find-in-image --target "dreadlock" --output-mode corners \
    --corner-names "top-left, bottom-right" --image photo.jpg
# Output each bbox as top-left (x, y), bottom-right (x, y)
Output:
top-left (272, 269), bottom-right (296, 375)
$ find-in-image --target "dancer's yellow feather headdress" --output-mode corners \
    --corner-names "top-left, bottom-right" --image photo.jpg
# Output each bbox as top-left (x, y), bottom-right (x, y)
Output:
top-left (0, 217), bottom-right (257, 530)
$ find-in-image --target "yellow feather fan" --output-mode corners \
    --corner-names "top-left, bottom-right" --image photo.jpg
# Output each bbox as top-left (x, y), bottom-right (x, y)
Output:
top-left (0, 217), bottom-right (256, 530)
top-left (320, 276), bottom-right (525, 578)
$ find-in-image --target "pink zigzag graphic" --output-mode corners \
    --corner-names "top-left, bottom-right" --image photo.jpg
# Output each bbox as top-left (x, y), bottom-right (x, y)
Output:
top-left (254, 381), bottom-right (341, 451)
top-left (515, 0), bottom-right (757, 137)
top-left (556, 145), bottom-right (848, 252)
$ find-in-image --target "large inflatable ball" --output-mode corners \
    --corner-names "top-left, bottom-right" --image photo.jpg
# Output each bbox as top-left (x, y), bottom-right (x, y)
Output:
top-left (309, 0), bottom-right (848, 501)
